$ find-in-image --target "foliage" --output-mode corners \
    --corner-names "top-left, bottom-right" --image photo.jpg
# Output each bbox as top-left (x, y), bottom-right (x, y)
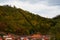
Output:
top-left (0, 5), bottom-right (60, 39)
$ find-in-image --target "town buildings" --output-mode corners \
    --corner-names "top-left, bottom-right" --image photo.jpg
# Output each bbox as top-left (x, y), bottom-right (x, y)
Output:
top-left (0, 33), bottom-right (50, 40)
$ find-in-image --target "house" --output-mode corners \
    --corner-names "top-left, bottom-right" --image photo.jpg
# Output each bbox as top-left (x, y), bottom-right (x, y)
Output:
top-left (28, 34), bottom-right (50, 40)
top-left (30, 34), bottom-right (42, 40)
top-left (20, 37), bottom-right (29, 40)
top-left (3, 33), bottom-right (16, 40)
top-left (42, 35), bottom-right (50, 40)
top-left (3, 35), bottom-right (12, 40)
top-left (0, 36), bottom-right (2, 40)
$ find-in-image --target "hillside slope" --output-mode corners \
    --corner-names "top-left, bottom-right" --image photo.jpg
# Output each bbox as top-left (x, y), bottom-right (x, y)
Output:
top-left (0, 5), bottom-right (57, 35)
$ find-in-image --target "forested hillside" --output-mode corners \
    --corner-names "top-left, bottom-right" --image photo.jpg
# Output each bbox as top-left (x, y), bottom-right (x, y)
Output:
top-left (0, 5), bottom-right (60, 39)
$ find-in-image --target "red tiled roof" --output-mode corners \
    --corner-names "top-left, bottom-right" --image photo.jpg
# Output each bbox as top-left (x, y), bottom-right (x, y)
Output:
top-left (0, 38), bottom-right (2, 40)
top-left (31, 34), bottom-right (42, 38)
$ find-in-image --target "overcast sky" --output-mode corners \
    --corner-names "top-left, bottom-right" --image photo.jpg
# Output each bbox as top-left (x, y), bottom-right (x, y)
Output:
top-left (0, 0), bottom-right (60, 18)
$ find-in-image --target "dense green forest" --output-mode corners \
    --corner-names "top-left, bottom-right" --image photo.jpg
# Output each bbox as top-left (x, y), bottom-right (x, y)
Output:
top-left (0, 5), bottom-right (60, 40)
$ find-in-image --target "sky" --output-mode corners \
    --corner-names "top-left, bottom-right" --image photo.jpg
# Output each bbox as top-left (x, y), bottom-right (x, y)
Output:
top-left (0, 0), bottom-right (60, 18)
